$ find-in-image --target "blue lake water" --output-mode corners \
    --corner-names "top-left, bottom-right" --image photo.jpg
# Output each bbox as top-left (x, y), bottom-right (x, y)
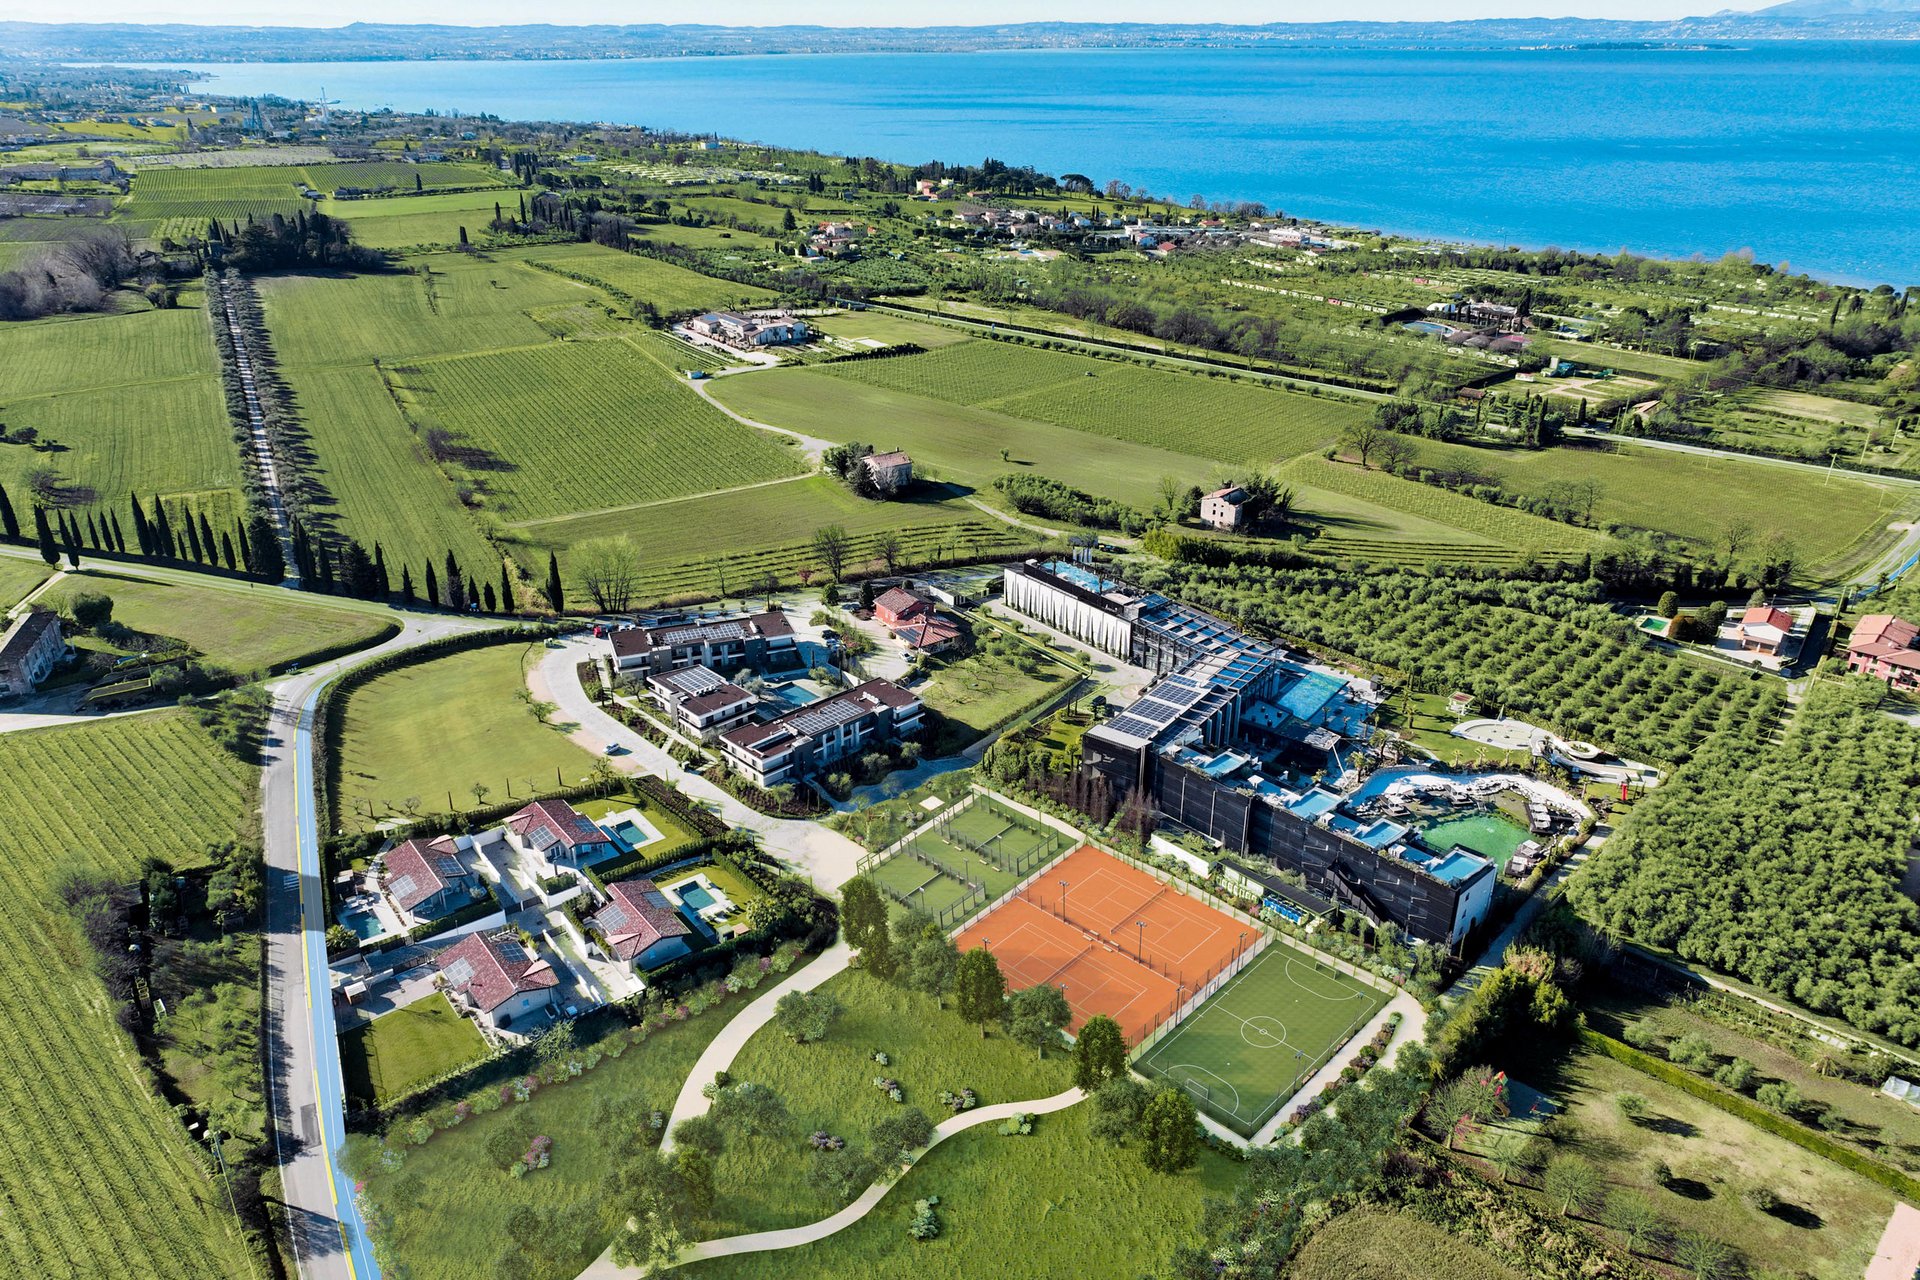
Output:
top-left (135, 44), bottom-right (1920, 285)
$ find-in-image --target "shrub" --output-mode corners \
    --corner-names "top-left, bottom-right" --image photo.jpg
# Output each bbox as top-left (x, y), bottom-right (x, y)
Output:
top-left (1615, 1091), bottom-right (1648, 1119)
top-left (998, 1112), bottom-right (1034, 1136)
top-left (1668, 1032), bottom-right (1716, 1071)
top-left (1713, 1057), bottom-right (1756, 1091)
top-left (1756, 1080), bottom-right (1801, 1116)
top-left (908, 1197), bottom-right (941, 1240)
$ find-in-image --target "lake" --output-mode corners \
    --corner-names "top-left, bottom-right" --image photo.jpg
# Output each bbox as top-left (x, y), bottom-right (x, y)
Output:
top-left (132, 44), bottom-right (1920, 285)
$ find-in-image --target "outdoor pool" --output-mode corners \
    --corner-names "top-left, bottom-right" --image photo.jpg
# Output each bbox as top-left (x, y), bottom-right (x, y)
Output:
top-left (1420, 812), bottom-right (1531, 867)
top-left (1403, 320), bottom-right (1458, 337)
top-left (339, 907), bottom-right (386, 941)
top-left (1636, 616), bottom-right (1669, 634)
top-left (678, 884), bottom-right (717, 911)
top-left (765, 683), bottom-right (818, 709)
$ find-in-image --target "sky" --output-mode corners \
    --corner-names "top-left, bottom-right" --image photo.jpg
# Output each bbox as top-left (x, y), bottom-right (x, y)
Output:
top-left (0, 1), bottom-right (1777, 27)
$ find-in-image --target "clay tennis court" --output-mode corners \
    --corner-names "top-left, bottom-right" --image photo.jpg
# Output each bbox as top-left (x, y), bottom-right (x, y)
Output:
top-left (954, 844), bottom-right (1257, 1045)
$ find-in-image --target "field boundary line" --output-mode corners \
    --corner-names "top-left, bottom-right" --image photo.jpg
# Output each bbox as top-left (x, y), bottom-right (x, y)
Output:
top-left (502, 474), bottom-right (813, 530)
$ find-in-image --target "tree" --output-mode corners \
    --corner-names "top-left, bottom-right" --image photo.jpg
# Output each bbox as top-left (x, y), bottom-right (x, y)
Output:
top-left (772, 989), bottom-right (841, 1044)
top-left (0, 480), bottom-right (17, 541)
top-left (1430, 1066), bottom-right (1508, 1148)
top-left (954, 947), bottom-right (1007, 1037)
top-left (709, 1081), bottom-right (792, 1138)
top-left (546, 551), bottom-right (565, 613)
top-left (840, 878), bottom-right (895, 978)
top-left (1605, 1190), bottom-right (1662, 1256)
top-left (806, 1143), bottom-right (879, 1202)
top-left (811, 524), bottom-right (850, 581)
top-left (1008, 983), bottom-right (1072, 1058)
top-left (1543, 1153), bottom-right (1600, 1218)
top-left (1672, 1231), bottom-right (1734, 1279)
top-left (1088, 1076), bottom-right (1149, 1145)
top-left (1340, 419), bottom-right (1385, 468)
top-left (875, 530), bottom-right (904, 577)
top-left (900, 921), bottom-right (960, 1006)
top-left (67, 590), bottom-right (112, 628)
top-left (1372, 432), bottom-right (1417, 473)
top-left (572, 536), bottom-right (641, 613)
top-left (1140, 1087), bottom-right (1199, 1173)
top-left (869, 1107), bottom-right (935, 1164)
top-left (1719, 518), bottom-right (1754, 569)
top-left (1074, 1014), bottom-right (1128, 1088)
top-left (1656, 590), bottom-right (1679, 618)
top-left (33, 505), bottom-right (55, 566)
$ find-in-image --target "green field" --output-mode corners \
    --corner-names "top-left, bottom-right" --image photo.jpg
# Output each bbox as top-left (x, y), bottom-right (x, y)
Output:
top-left (0, 557), bottom-right (51, 610)
top-left (319, 160), bottom-right (509, 193)
top-left (916, 636), bottom-right (1080, 755)
top-left (508, 475), bottom-right (1040, 606)
top-left (0, 712), bottom-right (261, 1276)
top-left (341, 994), bottom-right (490, 1109)
top-left (393, 338), bottom-right (805, 522)
top-left (323, 188), bottom-right (532, 251)
top-left (122, 164), bottom-right (315, 222)
top-left (821, 339), bottom-right (1365, 463)
top-left (678, 1098), bottom-right (1240, 1280)
top-left (337, 640), bottom-right (597, 824)
top-left (0, 304), bottom-right (239, 521)
top-left (40, 571), bottom-right (396, 672)
top-left (1134, 940), bottom-right (1389, 1136)
top-left (1409, 438), bottom-right (1913, 573)
top-left (521, 242), bottom-right (775, 313)
top-left (863, 795), bottom-right (1069, 926)
top-left (1281, 456), bottom-right (1609, 554)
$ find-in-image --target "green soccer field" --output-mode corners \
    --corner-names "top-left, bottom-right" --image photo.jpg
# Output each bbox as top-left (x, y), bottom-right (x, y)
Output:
top-left (1135, 941), bottom-right (1389, 1136)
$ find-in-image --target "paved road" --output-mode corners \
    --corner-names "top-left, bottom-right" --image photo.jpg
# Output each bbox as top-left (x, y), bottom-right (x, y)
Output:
top-left (528, 639), bottom-right (868, 889)
top-left (261, 610), bottom-right (493, 1280)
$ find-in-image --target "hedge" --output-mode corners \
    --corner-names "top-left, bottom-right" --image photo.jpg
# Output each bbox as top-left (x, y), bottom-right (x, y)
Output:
top-left (1581, 1029), bottom-right (1920, 1203)
top-left (267, 617), bottom-right (401, 676)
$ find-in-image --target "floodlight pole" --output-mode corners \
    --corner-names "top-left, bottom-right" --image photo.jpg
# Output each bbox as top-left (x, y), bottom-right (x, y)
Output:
top-left (1136, 919), bottom-right (1146, 961)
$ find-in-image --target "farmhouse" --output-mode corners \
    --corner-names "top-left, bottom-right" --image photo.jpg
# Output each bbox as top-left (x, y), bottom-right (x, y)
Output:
top-left (380, 835), bottom-right (481, 923)
top-left (588, 877), bottom-right (694, 970)
top-left (1847, 614), bottom-right (1920, 688)
top-left (610, 610), bottom-right (798, 677)
top-left (0, 610), bottom-right (67, 699)
top-left (719, 678), bottom-right (923, 788)
top-left (645, 664), bottom-right (759, 741)
top-left (1004, 558), bottom-right (1492, 947)
top-left (873, 586), bottom-right (963, 653)
top-left (503, 799), bottom-right (618, 870)
top-left (861, 450), bottom-right (913, 492)
top-left (1735, 604), bottom-right (1798, 656)
top-left (436, 930), bottom-right (558, 1031)
top-left (1200, 485), bottom-right (1248, 531)
top-left (689, 310), bottom-right (811, 348)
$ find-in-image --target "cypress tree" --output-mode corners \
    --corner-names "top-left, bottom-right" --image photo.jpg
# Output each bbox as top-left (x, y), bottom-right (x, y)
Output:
top-left (425, 561), bottom-right (440, 607)
top-left (546, 552), bottom-right (564, 614)
top-left (152, 496), bottom-right (173, 558)
top-left (198, 512), bottom-right (217, 564)
top-left (248, 511), bottom-right (282, 580)
top-left (33, 507), bottom-right (56, 566)
top-left (85, 513), bottom-right (101, 550)
top-left (184, 510), bottom-right (204, 561)
top-left (0, 480), bottom-right (18, 541)
top-left (499, 562), bottom-right (513, 615)
top-left (109, 513), bottom-right (126, 554)
top-left (467, 574), bottom-right (480, 610)
top-left (483, 581), bottom-right (497, 612)
top-left (234, 519), bottom-right (252, 572)
top-left (220, 532), bottom-right (236, 570)
top-left (401, 564), bottom-right (415, 605)
top-left (374, 543), bottom-right (390, 595)
top-left (129, 492), bottom-right (151, 555)
top-left (61, 518), bottom-right (79, 569)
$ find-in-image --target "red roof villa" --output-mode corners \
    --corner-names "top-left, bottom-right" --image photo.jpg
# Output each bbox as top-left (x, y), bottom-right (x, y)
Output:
top-left (1848, 614), bottom-right (1920, 687)
top-left (504, 799), bottom-right (616, 868)
top-left (588, 878), bottom-right (695, 969)
top-left (873, 587), bottom-right (962, 654)
top-left (381, 835), bottom-right (479, 921)
top-left (436, 931), bottom-right (559, 1030)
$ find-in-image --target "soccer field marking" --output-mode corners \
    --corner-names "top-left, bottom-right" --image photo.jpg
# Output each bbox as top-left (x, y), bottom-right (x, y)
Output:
top-left (1283, 954), bottom-right (1371, 1003)
top-left (1239, 1014), bottom-right (1288, 1049)
top-left (1164, 1065), bottom-right (1243, 1120)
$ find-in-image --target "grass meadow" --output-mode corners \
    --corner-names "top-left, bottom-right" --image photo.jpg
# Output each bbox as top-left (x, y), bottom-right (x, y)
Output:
top-left (1283, 456), bottom-right (1610, 553)
top-left (0, 712), bottom-right (261, 1277)
top-left (521, 242), bottom-right (776, 312)
top-left (0, 557), bottom-right (51, 610)
top-left (337, 641), bottom-right (596, 823)
top-left (40, 570), bottom-right (396, 672)
top-left (1286, 1207), bottom-right (1524, 1280)
top-left (122, 164), bottom-right (314, 222)
top-left (323, 189), bottom-right (533, 251)
top-left (341, 994), bottom-right (490, 1109)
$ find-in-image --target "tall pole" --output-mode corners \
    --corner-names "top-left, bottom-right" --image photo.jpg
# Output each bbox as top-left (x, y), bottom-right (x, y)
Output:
top-left (1136, 919), bottom-right (1146, 961)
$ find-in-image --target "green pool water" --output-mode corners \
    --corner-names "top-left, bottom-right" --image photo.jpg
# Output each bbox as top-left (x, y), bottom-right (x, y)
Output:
top-left (1420, 812), bottom-right (1531, 867)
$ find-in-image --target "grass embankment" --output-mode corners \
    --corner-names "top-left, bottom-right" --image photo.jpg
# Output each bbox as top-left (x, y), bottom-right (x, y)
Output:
top-left (0, 712), bottom-right (261, 1276)
top-left (342, 995), bottom-right (491, 1109)
top-left (0, 557), bottom-right (51, 610)
top-left (1286, 1206), bottom-right (1525, 1280)
top-left (42, 571), bottom-right (396, 671)
top-left (337, 641), bottom-right (596, 821)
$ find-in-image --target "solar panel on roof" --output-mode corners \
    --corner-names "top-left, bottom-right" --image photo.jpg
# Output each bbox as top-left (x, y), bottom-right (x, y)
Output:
top-left (389, 874), bottom-right (418, 899)
top-left (442, 958), bottom-right (473, 986)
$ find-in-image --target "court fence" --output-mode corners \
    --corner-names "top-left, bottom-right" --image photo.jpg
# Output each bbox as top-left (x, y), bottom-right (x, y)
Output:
top-left (857, 790), bottom-right (1078, 930)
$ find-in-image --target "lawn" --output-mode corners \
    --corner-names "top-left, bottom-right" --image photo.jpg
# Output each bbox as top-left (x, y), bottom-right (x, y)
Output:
top-left (337, 641), bottom-right (598, 824)
top-left (1408, 437), bottom-right (1914, 576)
top-left (520, 241), bottom-right (775, 313)
top-left (323, 188), bottom-right (534, 251)
top-left (0, 712), bottom-right (261, 1277)
top-left (916, 638), bottom-right (1080, 756)
top-left (394, 337), bottom-right (805, 522)
top-left (357, 998), bottom-right (739, 1280)
top-left (1284, 456), bottom-right (1608, 554)
top-left (1484, 1047), bottom-right (1896, 1278)
top-left (341, 994), bottom-right (491, 1109)
top-left (677, 1097), bottom-right (1240, 1280)
top-left (700, 968), bottom-right (1078, 1236)
top-left (0, 557), bottom-right (51, 610)
top-left (40, 571), bottom-right (396, 672)
top-left (1376, 690), bottom-right (1531, 767)
top-left (1286, 1206), bottom-right (1525, 1280)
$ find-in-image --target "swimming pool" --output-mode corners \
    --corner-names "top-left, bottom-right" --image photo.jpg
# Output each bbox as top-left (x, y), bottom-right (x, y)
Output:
top-left (1420, 812), bottom-right (1530, 867)
top-left (1403, 320), bottom-right (1458, 338)
top-left (678, 884), bottom-right (717, 911)
top-left (339, 907), bottom-right (387, 941)
top-left (765, 683), bottom-right (818, 709)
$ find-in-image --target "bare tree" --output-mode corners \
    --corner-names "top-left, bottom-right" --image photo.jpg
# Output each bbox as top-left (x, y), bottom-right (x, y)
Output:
top-left (1340, 420), bottom-right (1385, 468)
top-left (1373, 433), bottom-right (1416, 474)
top-left (875, 531), bottom-right (903, 578)
top-left (811, 524), bottom-right (850, 581)
top-left (572, 536), bottom-right (641, 614)
top-left (1720, 518), bottom-right (1755, 568)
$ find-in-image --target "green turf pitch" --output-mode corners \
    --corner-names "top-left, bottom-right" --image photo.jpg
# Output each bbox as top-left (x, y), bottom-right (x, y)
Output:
top-left (1135, 941), bottom-right (1388, 1136)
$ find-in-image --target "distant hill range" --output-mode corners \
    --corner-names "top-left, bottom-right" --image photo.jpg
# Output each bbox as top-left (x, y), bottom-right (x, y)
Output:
top-left (1, 11), bottom-right (1918, 63)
